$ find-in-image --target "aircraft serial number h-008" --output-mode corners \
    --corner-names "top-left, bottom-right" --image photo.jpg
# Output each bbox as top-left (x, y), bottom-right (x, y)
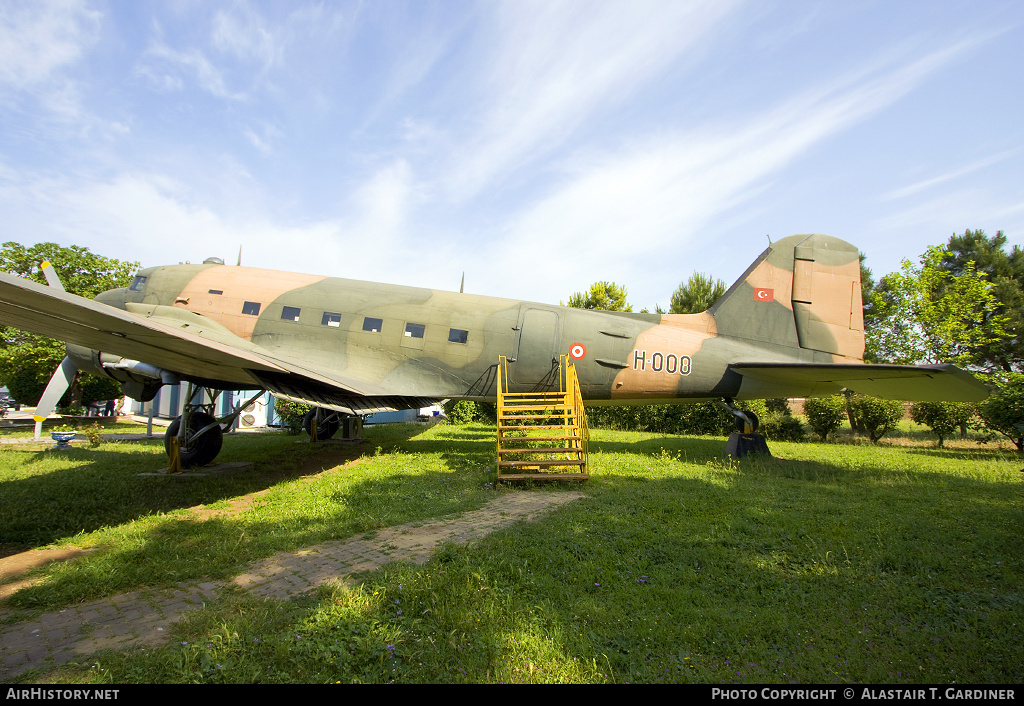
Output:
top-left (0, 233), bottom-right (987, 468)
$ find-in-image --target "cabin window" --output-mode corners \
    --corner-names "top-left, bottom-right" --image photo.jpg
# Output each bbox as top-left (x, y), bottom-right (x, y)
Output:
top-left (362, 317), bottom-right (383, 333)
top-left (242, 301), bottom-right (261, 316)
top-left (208, 289), bottom-right (223, 295)
top-left (448, 328), bottom-right (469, 344)
top-left (281, 306), bottom-right (301, 322)
top-left (404, 323), bottom-right (425, 338)
top-left (321, 312), bottom-right (341, 327)
top-left (129, 276), bottom-right (147, 292)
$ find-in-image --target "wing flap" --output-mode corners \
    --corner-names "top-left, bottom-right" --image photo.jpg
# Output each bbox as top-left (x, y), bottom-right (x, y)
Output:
top-left (729, 362), bottom-right (988, 402)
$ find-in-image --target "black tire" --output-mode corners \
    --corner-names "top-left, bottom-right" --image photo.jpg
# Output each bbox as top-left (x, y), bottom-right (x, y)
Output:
top-left (302, 409), bottom-right (339, 441)
top-left (165, 411), bottom-right (224, 468)
top-left (734, 410), bottom-right (759, 433)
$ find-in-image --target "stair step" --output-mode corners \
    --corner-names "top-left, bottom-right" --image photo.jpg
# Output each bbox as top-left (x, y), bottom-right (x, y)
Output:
top-left (498, 459), bottom-right (587, 468)
top-left (498, 447), bottom-right (582, 455)
top-left (497, 435), bottom-right (580, 442)
top-left (497, 473), bottom-right (589, 482)
top-left (501, 424), bottom-right (581, 430)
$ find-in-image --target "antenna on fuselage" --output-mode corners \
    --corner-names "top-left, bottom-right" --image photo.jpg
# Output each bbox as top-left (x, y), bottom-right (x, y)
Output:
top-left (460, 272), bottom-right (464, 294)
top-left (237, 245), bottom-right (242, 266)
top-left (766, 234), bottom-right (772, 245)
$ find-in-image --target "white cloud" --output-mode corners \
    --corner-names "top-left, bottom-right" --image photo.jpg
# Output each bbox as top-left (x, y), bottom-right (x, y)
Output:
top-left (441, 0), bottom-right (742, 201)
top-left (0, 0), bottom-right (99, 88)
top-left (483, 36), bottom-right (990, 302)
top-left (212, 4), bottom-right (281, 69)
top-left (883, 148), bottom-right (1022, 201)
top-left (140, 41), bottom-right (242, 100)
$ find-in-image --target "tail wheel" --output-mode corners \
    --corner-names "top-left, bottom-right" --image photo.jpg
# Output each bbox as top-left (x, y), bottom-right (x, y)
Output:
top-left (734, 410), bottom-right (759, 434)
top-left (165, 411), bottom-right (223, 468)
top-left (302, 409), bottom-right (339, 441)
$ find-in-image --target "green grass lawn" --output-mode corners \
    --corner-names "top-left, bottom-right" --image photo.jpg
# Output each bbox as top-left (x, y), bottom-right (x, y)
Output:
top-left (2, 420), bottom-right (1021, 684)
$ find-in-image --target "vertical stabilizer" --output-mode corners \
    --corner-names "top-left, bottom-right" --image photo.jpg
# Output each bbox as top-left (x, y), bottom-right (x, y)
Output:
top-left (708, 234), bottom-right (864, 360)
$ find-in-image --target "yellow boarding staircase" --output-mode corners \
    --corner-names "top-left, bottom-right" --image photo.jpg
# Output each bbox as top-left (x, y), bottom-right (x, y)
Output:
top-left (496, 355), bottom-right (589, 482)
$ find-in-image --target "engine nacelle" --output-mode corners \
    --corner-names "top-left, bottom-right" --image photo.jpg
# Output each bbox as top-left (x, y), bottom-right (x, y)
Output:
top-left (66, 344), bottom-right (177, 402)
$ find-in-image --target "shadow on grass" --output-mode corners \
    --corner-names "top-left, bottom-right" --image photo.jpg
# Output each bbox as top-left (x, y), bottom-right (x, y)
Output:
top-left (0, 424), bottom-right (437, 551)
top-left (113, 454), bottom-right (1024, 684)
top-left (7, 423), bottom-right (1024, 684)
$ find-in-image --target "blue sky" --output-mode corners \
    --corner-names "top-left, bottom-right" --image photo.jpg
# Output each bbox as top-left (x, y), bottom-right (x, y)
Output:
top-left (1, 0), bottom-right (1021, 312)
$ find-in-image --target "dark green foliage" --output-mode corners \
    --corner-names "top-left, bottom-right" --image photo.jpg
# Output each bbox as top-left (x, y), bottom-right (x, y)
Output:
top-left (939, 230), bottom-right (1024, 373)
top-left (79, 373), bottom-right (124, 406)
top-left (669, 273), bottom-right (726, 314)
top-left (566, 281), bottom-right (632, 311)
top-left (979, 373), bottom-right (1024, 452)
top-left (911, 401), bottom-right (976, 447)
top-left (846, 393), bottom-right (905, 443)
top-left (760, 411), bottom-right (805, 441)
top-left (5, 360), bottom-right (68, 407)
top-left (274, 399), bottom-right (311, 434)
top-left (0, 241), bottom-right (139, 406)
top-left (6, 364), bottom-right (117, 409)
top-left (803, 395), bottom-right (846, 441)
top-left (586, 400), bottom-right (768, 436)
top-left (444, 400), bottom-right (478, 425)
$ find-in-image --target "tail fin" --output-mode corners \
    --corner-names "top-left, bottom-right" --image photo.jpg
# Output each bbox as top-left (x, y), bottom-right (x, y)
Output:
top-left (707, 234), bottom-right (865, 360)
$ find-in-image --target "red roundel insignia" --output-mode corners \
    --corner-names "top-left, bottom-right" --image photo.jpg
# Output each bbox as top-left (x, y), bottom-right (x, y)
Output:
top-left (570, 343), bottom-right (586, 359)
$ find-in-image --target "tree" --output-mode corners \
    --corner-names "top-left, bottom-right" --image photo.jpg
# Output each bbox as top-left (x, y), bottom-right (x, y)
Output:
top-left (846, 393), bottom-right (904, 443)
top-left (910, 401), bottom-right (976, 447)
top-left (669, 273), bottom-right (726, 314)
top-left (979, 373), bottom-right (1024, 453)
top-left (866, 245), bottom-right (1009, 368)
top-left (0, 242), bottom-right (140, 406)
top-left (938, 230), bottom-right (1024, 373)
top-left (566, 281), bottom-right (632, 311)
top-left (803, 395), bottom-right (846, 441)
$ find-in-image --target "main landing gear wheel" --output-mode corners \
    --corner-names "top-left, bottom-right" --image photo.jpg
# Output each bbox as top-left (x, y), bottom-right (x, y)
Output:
top-left (165, 411), bottom-right (223, 468)
top-left (302, 408), bottom-right (340, 441)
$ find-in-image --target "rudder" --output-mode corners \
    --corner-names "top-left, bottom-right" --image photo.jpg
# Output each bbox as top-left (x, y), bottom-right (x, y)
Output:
top-left (708, 234), bottom-right (865, 360)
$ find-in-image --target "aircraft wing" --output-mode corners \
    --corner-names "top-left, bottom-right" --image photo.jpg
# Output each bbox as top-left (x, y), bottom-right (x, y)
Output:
top-left (729, 362), bottom-right (989, 402)
top-left (0, 271), bottom-right (437, 414)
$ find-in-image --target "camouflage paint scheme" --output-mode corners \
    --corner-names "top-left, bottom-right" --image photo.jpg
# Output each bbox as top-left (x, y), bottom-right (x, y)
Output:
top-left (0, 234), bottom-right (987, 418)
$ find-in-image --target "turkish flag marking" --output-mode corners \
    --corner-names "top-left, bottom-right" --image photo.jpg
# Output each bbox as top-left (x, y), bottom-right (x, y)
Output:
top-left (755, 288), bottom-right (774, 302)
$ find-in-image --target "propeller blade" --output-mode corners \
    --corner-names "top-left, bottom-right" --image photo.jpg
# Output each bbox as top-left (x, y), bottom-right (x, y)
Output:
top-left (33, 356), bottom-right (77, 439)
top-left (39, 260), bottom-right (65, 291)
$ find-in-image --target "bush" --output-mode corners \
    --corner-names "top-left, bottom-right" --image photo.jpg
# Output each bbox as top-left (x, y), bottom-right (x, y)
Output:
top-left (911, 401), bottom-right (976, 447)
top-left (845, 393), bottom-right (904, 443)
top-left (443, 400), bottom-right (478, 425)
top-left (803, 395), bottom-right (846, 441)
top-left (274, 399), bottom-right (311, 434)
top-left (760, 411), bottom-right (805, 441)
top-left (585, 399), bottom-right (768, 437)
top-left (979, 373), bottom-right (1024, 453)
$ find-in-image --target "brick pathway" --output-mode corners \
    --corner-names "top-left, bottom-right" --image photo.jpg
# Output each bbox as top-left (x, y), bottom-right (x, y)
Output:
top-left (0, 491), bottom-right (583, 680)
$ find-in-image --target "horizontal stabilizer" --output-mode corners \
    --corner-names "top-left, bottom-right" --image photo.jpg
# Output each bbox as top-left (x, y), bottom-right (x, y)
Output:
top-left (729, 362), bottom-right (988, 402)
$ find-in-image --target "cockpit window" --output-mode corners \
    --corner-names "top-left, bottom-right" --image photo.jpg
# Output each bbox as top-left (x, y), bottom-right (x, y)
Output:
top-left (129, 275), bottom-right (147, 292)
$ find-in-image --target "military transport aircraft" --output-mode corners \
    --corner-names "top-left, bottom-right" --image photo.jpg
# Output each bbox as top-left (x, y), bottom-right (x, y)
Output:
top-left (0, 233), bottom-right (987, 468)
